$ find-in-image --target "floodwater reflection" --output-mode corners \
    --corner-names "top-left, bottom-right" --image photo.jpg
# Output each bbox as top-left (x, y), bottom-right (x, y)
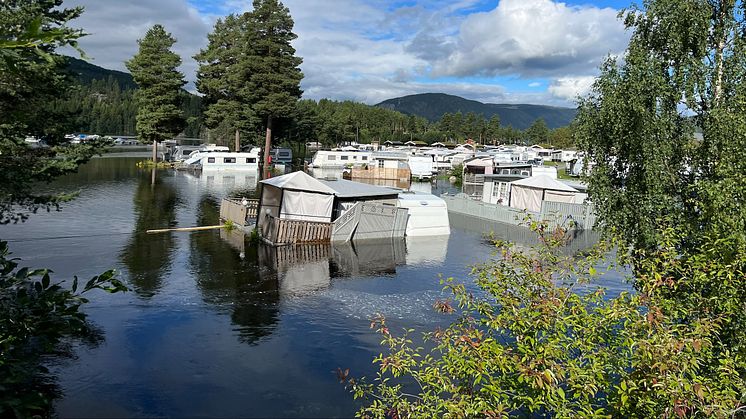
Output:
top-left (120, 170), bottom-right (179, 298)
top-left (191, 196), bottom-right (279, 345)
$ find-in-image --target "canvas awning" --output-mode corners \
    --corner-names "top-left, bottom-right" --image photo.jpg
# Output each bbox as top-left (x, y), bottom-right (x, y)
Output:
top-left (260, 171), bottom-right (336, 195)
top-left (259, 171), bottom-right (336, 222)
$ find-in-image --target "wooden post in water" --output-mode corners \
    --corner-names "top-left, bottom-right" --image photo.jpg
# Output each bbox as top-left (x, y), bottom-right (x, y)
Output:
top-left (152, 139), bottom-right (157, 163)
top-left (235, 129), bottom-right (240, 152)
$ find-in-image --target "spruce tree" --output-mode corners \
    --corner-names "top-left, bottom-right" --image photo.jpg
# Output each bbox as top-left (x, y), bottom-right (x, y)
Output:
top-left (126, 24), bottom-right (185, 162)
top-left (247, 0), bottom-right (303, 169)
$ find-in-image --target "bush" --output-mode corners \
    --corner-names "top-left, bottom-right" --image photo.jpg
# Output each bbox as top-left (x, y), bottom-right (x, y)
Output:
top-left (0, 240), bottom-right (128, 417)
top-left (346, 222), bottom-right (746, 418)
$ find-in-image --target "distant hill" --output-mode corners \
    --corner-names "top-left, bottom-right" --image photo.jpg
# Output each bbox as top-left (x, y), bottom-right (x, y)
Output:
top-left (376, 93), bottom-right (576, 130)
top-left (63, 56), bottom-right (137, 90)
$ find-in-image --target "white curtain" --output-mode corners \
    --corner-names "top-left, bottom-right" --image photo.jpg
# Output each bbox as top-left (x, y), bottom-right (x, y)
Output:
top-left (280, 190), bottom-right (334, 222)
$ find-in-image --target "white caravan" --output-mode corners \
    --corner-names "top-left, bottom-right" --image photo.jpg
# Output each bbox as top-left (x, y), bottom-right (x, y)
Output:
top-left (184, 147), bottom-right (261, 171)
top-left (310, 150), bottom-right (372, 168)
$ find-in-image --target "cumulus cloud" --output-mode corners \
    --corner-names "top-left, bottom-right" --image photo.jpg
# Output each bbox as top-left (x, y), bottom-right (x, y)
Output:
top-left (421, 0), bottom-right (628, 79)
top-left (548, 76), bottom-right (596, 101)
top-left (62, 0), bottom-right (211, 90)
top-left (58, 0), bottom-right (627, 106)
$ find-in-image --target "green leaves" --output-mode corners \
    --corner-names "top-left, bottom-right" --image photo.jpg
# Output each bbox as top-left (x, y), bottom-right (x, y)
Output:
top-left (348, 216), bottom-right (746, 417)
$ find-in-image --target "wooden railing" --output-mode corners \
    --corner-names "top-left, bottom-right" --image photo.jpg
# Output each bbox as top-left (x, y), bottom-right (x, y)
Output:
top-left (331, 202), bottom-right (408, 242)
top-left (220, 198), bottom-right (259, 226)
top-left (463, 173), bottom-right (485, 184)
top-left (266, 215), bottom-right (332, 245)
top-left (331, 203), bottom-right (362, 242)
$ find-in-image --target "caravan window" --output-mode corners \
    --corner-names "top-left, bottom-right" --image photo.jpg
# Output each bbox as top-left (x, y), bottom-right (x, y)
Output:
top-left (362, 156), bottom-right (368, 161)
top-left (246, 158), bottom-right (256, 163)
top-left (341, 155), bottom-right (349, 161)
top-left (207, 157), bottom-right (215, 163)
top-left (378, 160), bottom-right (385, 168)
top-left (224, 157), bottom-right (236, 163)
top-left (327, 155), bottom-right (336, 161)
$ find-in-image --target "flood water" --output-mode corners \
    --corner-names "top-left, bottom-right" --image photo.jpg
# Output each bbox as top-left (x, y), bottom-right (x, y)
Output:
top-left (1, 157), bottom-right (629, 417)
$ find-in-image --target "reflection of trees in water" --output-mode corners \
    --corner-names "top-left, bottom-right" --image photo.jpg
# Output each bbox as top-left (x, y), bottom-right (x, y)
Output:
top-left (120, 170), bottom-right (179, 298)
top-left (51, 157), bottom-right (142, 186)
top-left (189, 196), bottom-right (279, 345)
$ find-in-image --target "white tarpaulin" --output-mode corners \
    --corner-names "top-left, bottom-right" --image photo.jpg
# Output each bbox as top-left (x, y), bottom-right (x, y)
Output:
top-left (544, 190), bottom-right (578, 204)
top-left (510, 175), bottom-right (579, 192)
top-left (280, 190), bottom-right (334, 222)
top-left (509, 175), bottom-right (579, 213)
top-left (261, 171), bottom-right (336, 194)
top-left (509, 186), bottom-right (543, 213)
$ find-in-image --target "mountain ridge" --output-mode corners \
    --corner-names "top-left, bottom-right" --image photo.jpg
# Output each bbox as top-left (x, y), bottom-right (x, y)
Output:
top-left (63, 56), bottom-right (137, 90)
top-left (375, 93), bottom-right (577, 130)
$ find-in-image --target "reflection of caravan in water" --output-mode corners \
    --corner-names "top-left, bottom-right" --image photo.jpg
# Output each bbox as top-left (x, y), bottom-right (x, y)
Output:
top-left (256, 237), bottom-right (448, 295)
top-left (180, 171), bottom-right (258, 197)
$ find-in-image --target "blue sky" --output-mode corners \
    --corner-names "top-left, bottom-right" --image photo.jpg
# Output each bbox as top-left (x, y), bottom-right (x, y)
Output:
top-left (65, 0), bottom-right (634, 106)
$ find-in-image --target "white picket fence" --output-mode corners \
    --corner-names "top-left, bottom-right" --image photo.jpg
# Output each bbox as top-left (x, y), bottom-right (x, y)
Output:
top-left (443, 194), bottom-right (597, 230)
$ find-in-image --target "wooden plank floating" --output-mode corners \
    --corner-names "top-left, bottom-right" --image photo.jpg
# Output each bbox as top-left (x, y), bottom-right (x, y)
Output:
top-left (146, 225), bottom-right (227, 234)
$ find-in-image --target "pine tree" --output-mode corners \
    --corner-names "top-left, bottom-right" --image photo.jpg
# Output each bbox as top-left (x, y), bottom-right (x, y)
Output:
top-left (195, 14), bottom-right (258, 150)
top-left (247, 0), bottom-right (303, 169)
top-left (126, 24), bottom-right (185, 161)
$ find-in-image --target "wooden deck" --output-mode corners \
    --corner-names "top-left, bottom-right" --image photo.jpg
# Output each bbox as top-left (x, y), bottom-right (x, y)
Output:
top-left (264, 215), bottom-right (332, 246)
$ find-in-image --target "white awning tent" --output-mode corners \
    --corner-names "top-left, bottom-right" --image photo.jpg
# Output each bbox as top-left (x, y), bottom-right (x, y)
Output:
top-left (509, 175), bottom-right (580, 213)
top-left (259, 172), bottom-right (336, 223)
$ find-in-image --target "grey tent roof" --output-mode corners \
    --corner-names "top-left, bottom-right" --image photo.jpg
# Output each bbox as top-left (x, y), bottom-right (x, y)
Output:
top-left (319, 178), bottom-right (399, 198)
top-left (510, 175), bottom-right (579, 192)
top-left (260, 171), bottom-right (336, 194)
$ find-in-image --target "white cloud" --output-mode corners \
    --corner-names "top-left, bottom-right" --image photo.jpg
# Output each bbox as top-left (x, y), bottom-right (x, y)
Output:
top-left (58, 0), bottom-right (626, 106)
top-left (548, 76), bottom-right (596, 101)
top-left (62, 0), bottom-right (212, 90)
top-left (528, 82), bottom-right (541, 88)
top-left (422, 0), bottom-right (628, 79)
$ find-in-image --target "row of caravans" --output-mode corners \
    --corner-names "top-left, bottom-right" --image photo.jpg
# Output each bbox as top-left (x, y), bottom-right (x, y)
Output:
top-left (309, 150), bottom-right (438, 181)
top-left (176, 145), bottom-right (294, 171)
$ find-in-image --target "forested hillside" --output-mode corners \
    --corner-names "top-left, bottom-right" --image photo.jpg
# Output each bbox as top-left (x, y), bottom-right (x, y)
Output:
top-left (49, 57), bottom-right (204, 137)
top-left (376, 93), bottom-right (577, 129)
